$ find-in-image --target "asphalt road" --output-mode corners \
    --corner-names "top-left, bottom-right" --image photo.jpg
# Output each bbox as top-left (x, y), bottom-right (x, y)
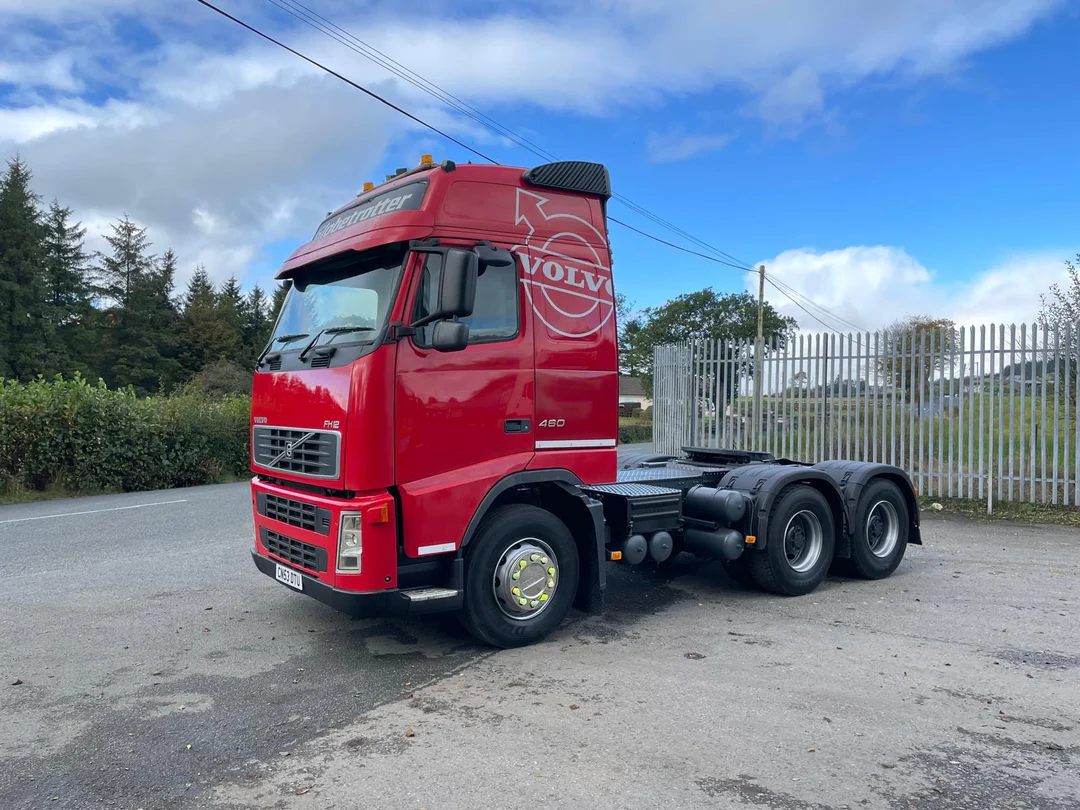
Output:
top-left (2, 482), bottom-right (1078, 810)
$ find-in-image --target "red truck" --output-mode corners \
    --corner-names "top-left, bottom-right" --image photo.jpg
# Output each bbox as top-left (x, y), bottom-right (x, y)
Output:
top-left (249, 157), bottom-right (921, 647)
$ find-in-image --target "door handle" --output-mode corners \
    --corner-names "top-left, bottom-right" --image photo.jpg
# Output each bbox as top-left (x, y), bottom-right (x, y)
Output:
top-left (504, 419), bottom-right (531, 434)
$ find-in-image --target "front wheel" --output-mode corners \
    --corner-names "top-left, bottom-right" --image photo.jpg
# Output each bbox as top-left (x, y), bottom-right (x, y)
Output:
top-left (460, 505), bottom-right (579, 648)
top-left (749, 485), bottom-right (836, 596)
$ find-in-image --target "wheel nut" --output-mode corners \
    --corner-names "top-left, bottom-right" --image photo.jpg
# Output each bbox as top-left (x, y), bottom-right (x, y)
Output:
top-left (539, 593), bottom-right (548, 602)
top-left (511, 587), bottom-right (521, 596)
top-left (518, 597), bottom-right (527, 606)
top-left (530, 600), bottom-right (539, 608)
top-left (519, 560), bottom-right (527, 569)
top-left (547, 567), bottom-right (555, 575)
top-left (512, 571), bottom-right (520, 580)
top-left (540, 557), bottom-right (548, 564)
top-left (547, 579), bottom-right (555, 588)
top-left (530, 554), bottom-right (540, 562)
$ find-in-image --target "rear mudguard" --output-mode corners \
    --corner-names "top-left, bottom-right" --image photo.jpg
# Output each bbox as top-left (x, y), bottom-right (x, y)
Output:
top-left (813, 461), bottom-right (922, 547)
top-left (717, 465), bottom-right (847, 554)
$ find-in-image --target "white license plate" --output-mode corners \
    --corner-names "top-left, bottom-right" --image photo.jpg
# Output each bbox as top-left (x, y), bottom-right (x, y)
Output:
top-left (275, 564), bottom-right (303, 591)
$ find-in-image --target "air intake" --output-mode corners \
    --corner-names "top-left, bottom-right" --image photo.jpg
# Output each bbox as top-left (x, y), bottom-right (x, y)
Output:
top-left (523, 161), bottom-right (611, 200)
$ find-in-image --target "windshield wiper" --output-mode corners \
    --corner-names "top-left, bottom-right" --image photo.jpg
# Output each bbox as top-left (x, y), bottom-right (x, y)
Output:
top-left (298, 326), bottom-right (375, 362)
top-left (274, 332), bottom-right (310, 344)
top-left (257, 333), bottom-right (310, 367)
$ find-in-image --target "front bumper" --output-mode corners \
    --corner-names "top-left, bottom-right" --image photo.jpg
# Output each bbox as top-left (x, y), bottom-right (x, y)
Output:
top-left (252, 551), bottom-right (460, 617)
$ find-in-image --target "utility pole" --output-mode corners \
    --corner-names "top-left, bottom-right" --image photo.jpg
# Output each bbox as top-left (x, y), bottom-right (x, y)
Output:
top-left (755, 264), bottom-right (765, 450)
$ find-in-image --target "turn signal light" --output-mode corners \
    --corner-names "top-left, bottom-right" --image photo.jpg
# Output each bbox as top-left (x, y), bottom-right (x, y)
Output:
top-left (745, 535), bottom-right (757, 545)
top-left (609, 550), bottom-right (623, 561)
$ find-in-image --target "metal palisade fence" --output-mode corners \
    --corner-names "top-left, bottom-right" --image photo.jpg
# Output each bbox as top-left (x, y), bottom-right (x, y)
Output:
top-left (653, 324), bottom-right (1080, 507)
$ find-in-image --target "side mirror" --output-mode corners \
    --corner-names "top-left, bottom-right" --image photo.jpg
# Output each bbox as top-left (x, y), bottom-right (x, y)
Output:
top-left (436, 248), bottom-right (477, 319)
top-left (431, 320), bottom-right (470, 352)
top-left (475, 244), bottom-right (515, 268)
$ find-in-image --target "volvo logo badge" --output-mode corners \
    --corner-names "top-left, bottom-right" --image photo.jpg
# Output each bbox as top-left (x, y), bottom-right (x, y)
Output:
top-left (512, 189), bottom-right (614, 339)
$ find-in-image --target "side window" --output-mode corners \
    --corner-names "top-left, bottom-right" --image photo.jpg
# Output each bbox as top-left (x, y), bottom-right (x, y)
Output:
top-left (413, 253), bottom-right (519, 346)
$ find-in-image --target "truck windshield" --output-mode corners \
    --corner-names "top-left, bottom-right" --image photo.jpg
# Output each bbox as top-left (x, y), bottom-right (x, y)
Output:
top-left (271, 247), bottom-right (405, 351)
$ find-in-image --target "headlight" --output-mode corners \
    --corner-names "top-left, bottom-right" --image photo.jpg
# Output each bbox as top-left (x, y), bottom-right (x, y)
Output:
top-left (337, 512), bottom-right (362, 572)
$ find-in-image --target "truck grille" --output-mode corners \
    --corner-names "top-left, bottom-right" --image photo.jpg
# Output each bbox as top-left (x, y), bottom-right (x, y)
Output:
top-left (262, 528), bottom-right (328, 572)
top-left (258, 493), bottom-right (332, 535)
top-left (252, 426), bottom-right (340, 479)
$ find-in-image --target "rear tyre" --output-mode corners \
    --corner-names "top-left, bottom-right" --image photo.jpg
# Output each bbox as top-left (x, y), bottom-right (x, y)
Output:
top-left (749, 485), bottom-right (836, 596)
top-left (848, 479), bottom-right (909, 580)
top-left (460, 505), bottom-right (579, 648)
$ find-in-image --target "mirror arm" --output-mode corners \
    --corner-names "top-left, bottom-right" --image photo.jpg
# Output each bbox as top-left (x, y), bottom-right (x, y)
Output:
top-left (409, 313), bottom-right (439, 329)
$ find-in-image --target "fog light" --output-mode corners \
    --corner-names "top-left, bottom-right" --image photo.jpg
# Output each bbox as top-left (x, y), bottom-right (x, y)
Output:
top-left (337, 512), bottom-right (362, 573)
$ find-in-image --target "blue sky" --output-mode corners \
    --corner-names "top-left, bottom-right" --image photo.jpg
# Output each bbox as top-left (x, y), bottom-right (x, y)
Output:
top-left (1, 0), bottom-right (1077, 330)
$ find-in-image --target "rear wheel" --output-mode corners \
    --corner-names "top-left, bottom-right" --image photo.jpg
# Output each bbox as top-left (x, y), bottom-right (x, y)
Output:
top-left (460, 505), bottom-right (579, 648)
top-left (848, 479), bottom-right (909, 579)
top-left (749, 485), bottom-right (836, 596)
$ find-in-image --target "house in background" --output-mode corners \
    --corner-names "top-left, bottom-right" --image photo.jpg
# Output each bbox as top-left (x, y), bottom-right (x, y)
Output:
top-left (619, 376), bottom-right (652, 415)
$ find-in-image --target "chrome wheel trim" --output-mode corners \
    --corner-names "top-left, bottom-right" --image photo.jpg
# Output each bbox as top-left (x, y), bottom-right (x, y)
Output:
top-left (492, 538), bottom-right (559, 621)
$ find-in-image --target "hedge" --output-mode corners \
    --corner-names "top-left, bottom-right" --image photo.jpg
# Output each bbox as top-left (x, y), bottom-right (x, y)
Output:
top-left (1, 376), bottom-right (654, 497)
top-left (0, 376), bottom-right (250, 496)
top-left (618, 421), bottom-right (653, 444)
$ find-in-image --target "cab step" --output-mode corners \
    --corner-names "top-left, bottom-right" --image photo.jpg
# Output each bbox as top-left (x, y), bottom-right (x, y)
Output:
top-left (402, 587), bottom-right (460, 602)
top-left (399, 587), bottom-right (463, 614)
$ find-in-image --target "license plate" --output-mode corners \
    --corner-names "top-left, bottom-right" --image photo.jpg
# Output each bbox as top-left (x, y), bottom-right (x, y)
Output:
top-left (275, 564), bottom-right (303, 591)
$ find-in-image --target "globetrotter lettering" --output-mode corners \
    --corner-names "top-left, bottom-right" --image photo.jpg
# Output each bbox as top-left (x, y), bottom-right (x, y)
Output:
top-left (311, 181), bottom-right (427, 241)
top-left (512, 189), bottom-right (614, 339)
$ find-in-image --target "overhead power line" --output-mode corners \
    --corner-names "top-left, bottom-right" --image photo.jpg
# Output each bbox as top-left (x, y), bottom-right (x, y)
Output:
top-left (202, 0), bottom-right (876, 338)
top-left (763, 276), bottom-right (847, 334)
top-left (198, 0), bottom-right (756, 272)
top-left (764, 273), bottom-right (865, 332)
top-left (196, 0), bottom-right (497, 163)
top-left (259, 0), bottom-right (754, 270)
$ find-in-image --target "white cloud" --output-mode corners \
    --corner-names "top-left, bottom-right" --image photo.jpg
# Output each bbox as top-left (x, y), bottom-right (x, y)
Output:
top-left (0, 53), bottom-right (82, 92)
top-left (0, 105), bottom-right (95, 142)
top-left (757, 246), bottom-right (1072, 332)
top-left (646, 132), bottom-right (732, 163)
top-left (0, 0), bottom-right (1068, 290)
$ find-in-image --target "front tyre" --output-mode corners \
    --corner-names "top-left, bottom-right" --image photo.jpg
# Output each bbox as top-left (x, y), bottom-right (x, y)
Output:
top-left (848, 479), bottom-right (909, 580)
top-left (750, 485), bottom-right (836, 596)
top-left (460, 505), bottom-right (579, 648)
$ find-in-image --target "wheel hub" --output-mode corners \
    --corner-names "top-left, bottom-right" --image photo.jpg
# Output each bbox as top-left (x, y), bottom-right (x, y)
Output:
top-left (783, 510), bottom-right (823, 574)
top-left (492, 539), bottom-right (558, 621)
top-left (866, 501), bottom-right (900, 558)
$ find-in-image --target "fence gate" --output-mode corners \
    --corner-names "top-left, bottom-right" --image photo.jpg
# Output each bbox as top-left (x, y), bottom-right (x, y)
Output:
top-left (652, 324), bottom-right (1080, 507)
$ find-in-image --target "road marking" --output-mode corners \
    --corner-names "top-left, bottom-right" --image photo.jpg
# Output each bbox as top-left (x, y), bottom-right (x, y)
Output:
top-left (0, 499), bottom-right (188, 525)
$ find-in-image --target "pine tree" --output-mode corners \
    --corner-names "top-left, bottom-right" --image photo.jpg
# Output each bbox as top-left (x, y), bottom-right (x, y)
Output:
top-left (94, 215), bottom-right (174, 392)
top-left (269, 281), bottom-right (290, 323)
top-left (0, 156), bottom-right (48, 380)
top-left (41, 200), bottom-right (94, 377)
top-left (243, 284), bottom-right (271, 366)
top-left (177, 265), bottom-right (241, 372)
top-left (94, 215), bottom-right (153, 309)
top-left (142, 249), bottom-right (185, 388)
top-left (183, 265), bottom-right (215, 311)
top-left (217, 275), bottom-right (246, 364)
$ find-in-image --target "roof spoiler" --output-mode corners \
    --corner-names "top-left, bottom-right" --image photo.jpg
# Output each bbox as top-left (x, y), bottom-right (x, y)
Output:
top-left (523, 161), bottom-right (612, 200)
